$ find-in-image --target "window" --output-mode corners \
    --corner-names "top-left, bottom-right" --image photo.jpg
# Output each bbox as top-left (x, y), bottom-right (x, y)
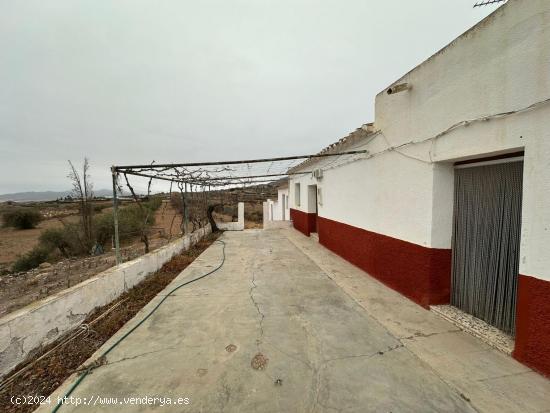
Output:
top-left (294, 183), bottom-right (301, 207)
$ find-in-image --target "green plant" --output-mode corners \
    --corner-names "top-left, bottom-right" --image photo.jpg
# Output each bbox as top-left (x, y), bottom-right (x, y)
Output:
top-left (93, 203), bottom-right (157, 248)
top-left (38, 223), bottom-right (92, 258)
top-left (12, 246), bottom-right (51, 272)
top-left (93, 213), bottom-right (115, 247)
top-left (145, 196), bottom-right (163, 212)
top-left (62, 223), bottom-right (91, 255)
top-left (93, 204), bottom-right (108, 213)
top-left (2, 209), bottom-right (43, 229)
top-left (39, 228), bottom-right (71, 257)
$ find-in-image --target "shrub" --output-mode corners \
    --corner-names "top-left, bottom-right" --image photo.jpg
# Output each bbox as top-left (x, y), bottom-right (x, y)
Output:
top-left (39, 224), bottom-right (92, 258)
top-left (93, 204), bottom-right (108, 213)
top-left (62, 223), bottom-right (90, 255)
top-left (3, 209), bottom-right (43, 229)
top-left (39, 228), bottom-right (71, 257)
top-left (12, 246), bottom-right (51, 272)
top-left (93, 203), bottom-right (157, 247)
top-left (222, 205), bottom-right (236, 216)
top-left (246, 210), bottom-right (263, 223)
top-left (23, 201), bottom-right (161, 263)
top-left (145, 196), bottom-right (163, 212)
top-left (93, 213), bottom-right (115, 247)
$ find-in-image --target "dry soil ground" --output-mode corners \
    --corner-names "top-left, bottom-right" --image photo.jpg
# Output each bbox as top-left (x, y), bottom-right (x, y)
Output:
top-left (0, 201), bottom-right (112, 273)
top-left (0, 217), bottom-right (76, 273)
top-left (0, 200), bottom-right (262, 318)
top-left (0, 203), bottom-right (180, 317)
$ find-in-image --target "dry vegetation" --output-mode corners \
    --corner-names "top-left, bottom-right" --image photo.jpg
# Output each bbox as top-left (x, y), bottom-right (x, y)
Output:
top-left (0, 201), bottom-right (85, 273)
top-left (0, 179), bottom-right (270, 412)
top-left (0, 181), bottom-right (268, 318)
top-left (0, 233), bottom-right (220, 413)
top-left (0, 195), bottom-right (264, 317)
top-left (0, 203), bottom-right (179, 317)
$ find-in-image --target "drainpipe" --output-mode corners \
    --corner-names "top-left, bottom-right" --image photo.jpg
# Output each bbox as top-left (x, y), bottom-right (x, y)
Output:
top-left (387, 83), bottom-right (412, 95)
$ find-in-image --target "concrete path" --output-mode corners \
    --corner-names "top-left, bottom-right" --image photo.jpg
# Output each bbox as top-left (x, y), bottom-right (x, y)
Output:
top-left (40, 229), bottom-right (550, 413)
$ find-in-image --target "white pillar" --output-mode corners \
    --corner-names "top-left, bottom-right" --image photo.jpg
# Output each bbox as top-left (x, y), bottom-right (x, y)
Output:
top-left (237, 202), bottom-right (245, 230)
top-left (263, 201), bottom-right (269, 227)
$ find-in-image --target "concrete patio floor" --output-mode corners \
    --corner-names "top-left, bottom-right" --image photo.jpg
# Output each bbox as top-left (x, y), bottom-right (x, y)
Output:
top-left (40, 229), bottom-right (550, 413)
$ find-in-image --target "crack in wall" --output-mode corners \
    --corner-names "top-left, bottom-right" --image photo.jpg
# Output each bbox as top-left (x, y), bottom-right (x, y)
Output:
top-left (67, 310), bottom-right (87, 323)
top-left (0, 336), bottom-right (25, 374)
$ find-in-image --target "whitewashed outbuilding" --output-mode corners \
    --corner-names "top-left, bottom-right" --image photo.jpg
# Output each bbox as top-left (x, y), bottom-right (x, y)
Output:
top-left (263, 181), bottom-right (291, 228)
top-left (288, 0), bottom-right (550, 377)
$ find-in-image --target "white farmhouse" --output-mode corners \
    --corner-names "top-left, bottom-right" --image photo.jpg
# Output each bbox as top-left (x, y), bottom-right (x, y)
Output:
top-left (288, 0), bottom-right (550, 377)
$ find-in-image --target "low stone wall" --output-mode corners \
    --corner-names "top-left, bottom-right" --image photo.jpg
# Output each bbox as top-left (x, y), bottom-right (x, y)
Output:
top-left (0, 225), bottom-right (211, 378)
top-left (216, 202), bottom-right (244, 231)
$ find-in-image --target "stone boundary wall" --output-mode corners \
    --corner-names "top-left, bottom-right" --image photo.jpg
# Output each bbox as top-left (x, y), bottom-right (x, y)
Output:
top-left (216, 202), bottom-right (244, 231)
top-left (0, 225), bottom-right (211, 378)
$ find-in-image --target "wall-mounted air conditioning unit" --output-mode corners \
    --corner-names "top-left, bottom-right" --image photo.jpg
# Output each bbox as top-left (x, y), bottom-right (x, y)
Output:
top-left (313, 169), bottom-right (323, 180)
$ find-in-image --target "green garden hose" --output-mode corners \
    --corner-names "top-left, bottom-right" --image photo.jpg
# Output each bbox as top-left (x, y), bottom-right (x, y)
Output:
top-left (52, 239), bottom-right (226, 412)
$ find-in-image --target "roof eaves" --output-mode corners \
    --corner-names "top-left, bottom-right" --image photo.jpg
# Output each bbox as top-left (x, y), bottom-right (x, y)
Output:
top-left (288, 123), bottom-right (376, 174)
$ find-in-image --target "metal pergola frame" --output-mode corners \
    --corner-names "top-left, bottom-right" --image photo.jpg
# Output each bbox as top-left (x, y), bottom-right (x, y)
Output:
top-left (110, 150), bottom-right (367, 263)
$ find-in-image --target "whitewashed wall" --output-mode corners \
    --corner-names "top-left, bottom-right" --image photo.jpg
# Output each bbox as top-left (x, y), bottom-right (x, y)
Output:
top-left (267, 199), bottom-right (279, 220)
top-left (278, 188), bottom-right (290, 221)
top-left (0, 225), bottom-right (211, 378)
top-left (290, 0), bottom-right (550, 281)
top-left (216, 202), bottom-right (244, 231)
top-left (289, 173), bottom-right (317, 214)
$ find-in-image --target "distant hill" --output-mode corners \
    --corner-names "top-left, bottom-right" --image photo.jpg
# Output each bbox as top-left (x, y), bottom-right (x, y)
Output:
top-left (0, 189), bottom-right (113, 202)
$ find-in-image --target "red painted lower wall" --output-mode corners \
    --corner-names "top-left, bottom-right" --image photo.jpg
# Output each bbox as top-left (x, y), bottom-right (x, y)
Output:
top-left (316, 216), bottom-right (451, 308)
top-left (513, 274), bottom-right (550, 377)
top-left (292, 214), bottom-right (549, 376)
top-left (290, 209), bottom-right (317, 237)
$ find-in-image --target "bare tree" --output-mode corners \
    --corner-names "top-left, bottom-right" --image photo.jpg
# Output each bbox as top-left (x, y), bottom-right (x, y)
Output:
top-left (207, 203), bottom-right (221, 232)
top-left (170, 186), bottom-right (211, 233)
top-left (68, 158), bottom-right (94, 252)
top-left (123, 173), bottom-right (152, 253)
top-left (188, 188), bottom-right (208, 231)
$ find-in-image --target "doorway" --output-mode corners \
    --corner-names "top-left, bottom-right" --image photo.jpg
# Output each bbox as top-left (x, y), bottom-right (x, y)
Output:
top-left (451, 159), bottom-right (523, 334)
